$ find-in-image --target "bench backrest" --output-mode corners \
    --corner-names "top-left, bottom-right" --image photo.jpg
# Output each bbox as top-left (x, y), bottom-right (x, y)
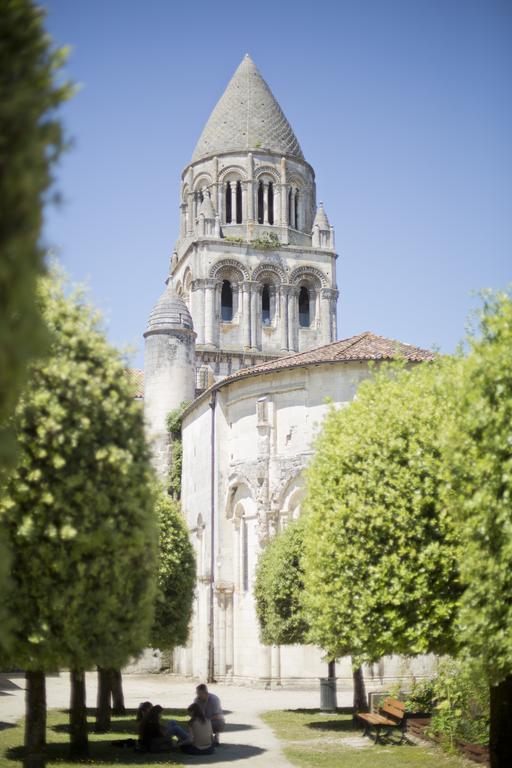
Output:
top-left (380, 697), bottom-right (405, 721)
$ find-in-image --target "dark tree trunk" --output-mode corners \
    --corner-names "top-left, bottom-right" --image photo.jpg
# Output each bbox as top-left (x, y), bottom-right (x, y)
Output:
top-left (352, 663), bottom-right (368, 723)
top-left (25, 670), bottom-right (46, 768)
top-left (490, 675), bottom-right (512, 768)
top-left (111, 669), bottom-right (125, 715)
top-left (69, 670), bottom-right (89, 757)
top-left (95, 667), bottom-right (112, 732)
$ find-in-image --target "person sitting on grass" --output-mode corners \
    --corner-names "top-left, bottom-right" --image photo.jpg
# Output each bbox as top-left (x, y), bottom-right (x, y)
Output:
top-left (139, 704), bottom-right (173, 752)
top-left (136, 701), bottom-right (152, 722)
top-left (194, 683), bottom-right (225, 745)
top-left (179, 702), bottom-right (215, 755)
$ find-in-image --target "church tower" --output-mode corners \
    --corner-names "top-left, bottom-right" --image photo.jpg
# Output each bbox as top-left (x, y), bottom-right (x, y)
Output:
top-left (169, 54), bottom-right (339, 386)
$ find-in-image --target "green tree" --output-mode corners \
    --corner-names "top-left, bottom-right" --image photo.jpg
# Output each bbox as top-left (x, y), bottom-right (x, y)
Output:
top-left (303, 359), bottom-right (461, 665)
top-left (150, 489), bottom-right (196, 650)
top-left (255, 517), bottom-right (308, 646)
top-left (0, 275), bottom-right (157, 767)
top-left (0, 0), bottom-right (72, 654)
top-left (0, 0), bottom-right (71, 460)
top-left (445, 291), bottom-right (512, 768)
top-left (254, 517), bottom-right (366, 711)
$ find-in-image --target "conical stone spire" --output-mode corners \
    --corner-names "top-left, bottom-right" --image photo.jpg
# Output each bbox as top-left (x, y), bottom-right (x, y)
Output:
top-left (313, 202), bottom-right (330, 231)
top-left (191, 54), bottom-right (304, 163)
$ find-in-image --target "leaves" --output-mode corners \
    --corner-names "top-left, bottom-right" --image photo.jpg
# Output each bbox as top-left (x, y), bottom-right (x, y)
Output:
top-left (0, 273), bottom-right (158, 670)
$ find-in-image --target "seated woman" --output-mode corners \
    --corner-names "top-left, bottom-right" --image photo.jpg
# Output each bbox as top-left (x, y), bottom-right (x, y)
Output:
top-left (179, 703), bottom-right (215, 755)
top-left (139, 705), bottom-right (173, 752)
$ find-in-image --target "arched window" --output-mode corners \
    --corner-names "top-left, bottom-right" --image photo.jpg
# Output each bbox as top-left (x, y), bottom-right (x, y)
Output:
top-left (261, 284), bottom-right (271, 325)
top-left (236, 181), bottom-right (242, 223)
top-left (294, 188), bottom-right (299, 230)
top-left (298, 286), bottom-right (310, 327)
top-left (225, 182), bottom-right (232, 224)
top-left (221, 280), bottom-right (233, 321)
top-left (268, 182), bottom-right (274, 225)
top-left (257, 181), bottom-right (264, 224)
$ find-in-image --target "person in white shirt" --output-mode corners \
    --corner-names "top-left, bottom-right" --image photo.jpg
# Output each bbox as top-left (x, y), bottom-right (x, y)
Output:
top-left (194, 683), bottom-right (225, 745)
top-left (179, 702), bottom-right (215, 755)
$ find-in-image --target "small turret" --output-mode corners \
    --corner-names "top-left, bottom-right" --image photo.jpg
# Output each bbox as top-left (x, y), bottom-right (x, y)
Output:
top-left (197, 192), bottom-right (220, 238)
top-left (144, 282), bottom-right (196, 476)
top-left (311, 202), bottom-right (335, 249)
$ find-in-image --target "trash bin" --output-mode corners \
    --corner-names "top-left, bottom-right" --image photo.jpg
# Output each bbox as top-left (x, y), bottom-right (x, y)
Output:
top-left (319, 677), bottom-right (337, 712)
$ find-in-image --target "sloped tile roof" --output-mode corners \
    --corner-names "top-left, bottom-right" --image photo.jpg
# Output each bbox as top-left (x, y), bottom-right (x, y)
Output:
top-left (223, 332), bottom-right (435, 383)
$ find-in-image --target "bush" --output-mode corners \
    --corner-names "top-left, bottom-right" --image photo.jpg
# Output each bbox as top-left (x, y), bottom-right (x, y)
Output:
top-left (404, 678), bottom-right (436, 714)
top-left (429, 659), bottom-right (489, 748)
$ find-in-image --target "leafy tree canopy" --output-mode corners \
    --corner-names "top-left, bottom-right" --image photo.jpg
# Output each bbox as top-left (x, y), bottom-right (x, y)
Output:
top-left (0, 273), bottom-right (157, 670)
top-left (0, 0), bottom-right (72, 461)
top-left (254, 517), bottom-right (309, 646)
top-left (303, 359), bottom-right (462, 664)
top-left (150, 490), bottom-right (196, 651)
top-left (445, 291), bottom-right (512, 685)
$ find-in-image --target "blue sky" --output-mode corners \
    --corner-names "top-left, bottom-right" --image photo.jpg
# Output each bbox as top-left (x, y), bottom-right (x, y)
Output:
top-left (43, 0), bottom-right (511, 367)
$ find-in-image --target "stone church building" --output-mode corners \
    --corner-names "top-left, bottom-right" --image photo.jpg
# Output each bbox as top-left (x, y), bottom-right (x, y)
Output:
top-left (143, 55), bottom-right (436, 687)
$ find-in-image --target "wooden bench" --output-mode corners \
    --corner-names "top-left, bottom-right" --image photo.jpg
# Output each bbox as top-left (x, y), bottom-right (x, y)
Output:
top-left (357, 697), bottom-right (406, 744)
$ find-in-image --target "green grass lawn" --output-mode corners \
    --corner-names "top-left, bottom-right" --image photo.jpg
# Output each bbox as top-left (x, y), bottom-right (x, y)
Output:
top-left (0, 708), bottom-right (189, 767)
top-left (261, 709), bottom-right (472, 768)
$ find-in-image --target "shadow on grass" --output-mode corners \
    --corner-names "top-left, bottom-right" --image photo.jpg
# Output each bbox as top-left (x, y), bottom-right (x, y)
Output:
top-left (285, 707), bottom-right (354, 716)
top-left (51, 709), bottom-right (189, 736)
top-left (6, 743), bottom-right (266, 764)
top-left (0, 722), bottom-right (16, 732)
top-left (305, 719), bottom-right (356, 733)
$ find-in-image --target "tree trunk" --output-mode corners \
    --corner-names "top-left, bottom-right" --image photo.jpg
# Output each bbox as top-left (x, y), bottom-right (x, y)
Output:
top-left (490, 675), bottom-right (512, 768)
top-left (95, 667), bottom-right (111, 732)
top-left (69, 670), bottom-right (88, 757)
top-left (25, 670), bottom-right (46, 768)
top-left (352, 663), bottom-right (368, 723)
top-left (111, 669), bottom-right (125, 715)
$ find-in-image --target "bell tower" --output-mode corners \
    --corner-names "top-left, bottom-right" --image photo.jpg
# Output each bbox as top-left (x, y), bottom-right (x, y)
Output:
top-left (166, 54), bottom-right (339, 386)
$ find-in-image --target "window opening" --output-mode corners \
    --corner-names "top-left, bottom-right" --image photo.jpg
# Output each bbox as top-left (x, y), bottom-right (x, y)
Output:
top-left (236, 181), bottom-right (242, 223)
top-left (225, 182), bottom-right (232, 224)
top-left (257, 181), bottom-right (264, 224)
top-left (262, 285), bottom-right (271, 325)
top-left (294, 189), bottom-right (299, 230)
top-left (299, 286), bottom-right (310, 327)
top-left (221, 280), bottom-right (233, 321)
top-left (268, 182), bottom-right (274, 225)
top-left (288, 188), bottom-right (292, 226)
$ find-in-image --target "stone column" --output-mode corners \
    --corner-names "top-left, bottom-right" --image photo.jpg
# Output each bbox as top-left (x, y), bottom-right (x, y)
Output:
top-left (263, 182), bottom-right (269, 225)
top-left (191, 279), bottom-right (205, 345)
top-left (241, 281), bottom-right (251, 349)
top-left (280, 287), bottom-right (289, 351)
top-left (287, 286), bottom-right (297, 351)
top-left (216, 590), bottom-right (226, 677)
top-left (187, 191), bottom-right (195, 234)
top-left (250, 281), bottom-right (259, 349)
top-left (204, 279), bottom-right (217, 347)
top-left (241, 183), bottom-right (247, 223)
top-left (230, 183), bottom-right (236, 224)
top-left (271, 645), bottom-right (281, 686)
top-left (247, 153), bottom-right (254, 221)
top-left (218, 183), bottom-right (224, 223)
top-left (225, 589), bottom-right (234, 676)
top-left (273, 185), bottom-right (280, 227)
top-left (321, 288), bottom-right (338, 343)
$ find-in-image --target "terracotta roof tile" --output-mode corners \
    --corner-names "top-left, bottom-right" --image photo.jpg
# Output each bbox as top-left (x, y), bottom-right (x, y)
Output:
top-left (224, 332), bottom-right (435, 383)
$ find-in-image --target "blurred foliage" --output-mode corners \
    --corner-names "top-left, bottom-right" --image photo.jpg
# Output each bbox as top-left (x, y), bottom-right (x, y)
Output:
top-left (254, 517), bottom-right (309, 646)
top-left (443, 291), bottom-right (512, 686)
top-left (429, 659), bottom-right (489, 748)
top-left (166, 402), bottom-right (189, 500)
top-left (0, 273), bottom-right (158, 670)
top-left (302, 358), bottom-right (462, 663)
top-left (149, 489), bottom-right (196, 650)
top-left (0, 0), bottom-right (72, 466)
